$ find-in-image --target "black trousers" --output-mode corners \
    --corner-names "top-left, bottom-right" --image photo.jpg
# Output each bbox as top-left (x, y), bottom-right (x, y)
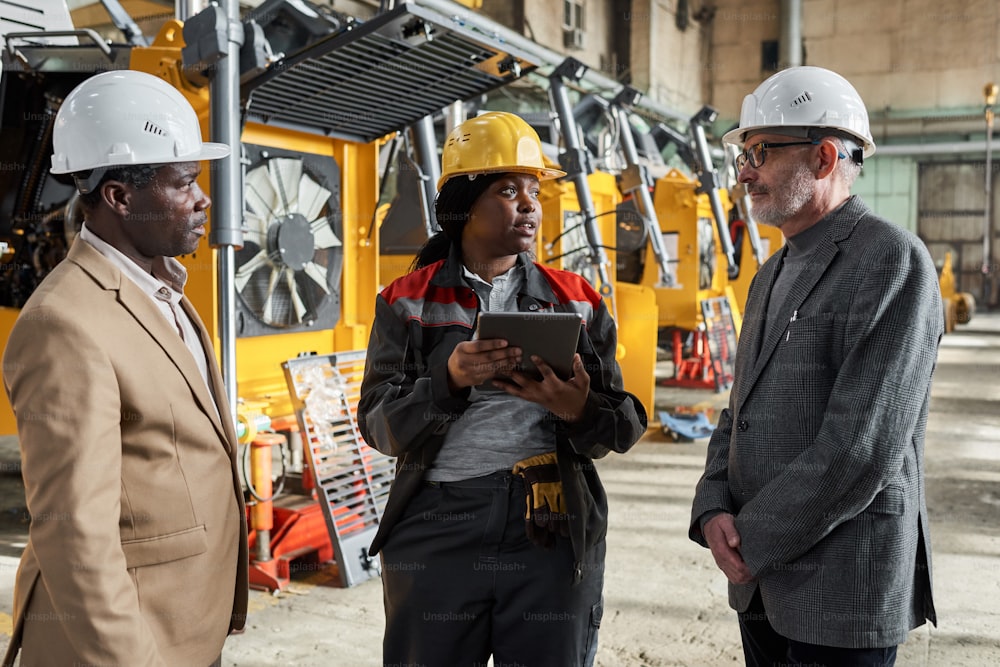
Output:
top-left (738, 589), bottom-right (898, 667)
top-left (380, 470), bottom-right (604, 667)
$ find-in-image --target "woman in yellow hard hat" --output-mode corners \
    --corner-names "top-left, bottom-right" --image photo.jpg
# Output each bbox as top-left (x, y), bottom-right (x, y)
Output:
top-left (359, 111), bottom-right (646, 666)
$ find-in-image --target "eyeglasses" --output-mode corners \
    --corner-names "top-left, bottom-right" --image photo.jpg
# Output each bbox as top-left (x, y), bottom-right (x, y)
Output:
top-left (735, 140), bottom-right (818, 171)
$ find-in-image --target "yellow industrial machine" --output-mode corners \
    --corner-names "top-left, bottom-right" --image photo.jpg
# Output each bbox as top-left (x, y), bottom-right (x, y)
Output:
top-left (1, 0), bottom-right (543, 591)
top-left (0, 22), bottom-right (376, 430)
top-left (938, 251), bottom-right (976, 333)
top-left (537, 169), bottom-right (658, 417)
top-left (131, 25), bottom-right (380, 421)
top-left (642, 168), bottom-right (742, 331)
top-left (0, 0), bottom-right (539, 434)
top-left (632, 169), bottom-right (781, 331)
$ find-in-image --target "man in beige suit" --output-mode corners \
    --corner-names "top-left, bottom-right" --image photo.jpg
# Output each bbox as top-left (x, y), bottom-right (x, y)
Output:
top-left (1, 70), bottom-right (248, 666)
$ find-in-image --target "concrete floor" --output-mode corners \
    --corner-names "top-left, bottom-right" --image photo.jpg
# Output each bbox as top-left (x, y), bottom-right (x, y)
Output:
top-left (0, 315), bottom-right (999, 665)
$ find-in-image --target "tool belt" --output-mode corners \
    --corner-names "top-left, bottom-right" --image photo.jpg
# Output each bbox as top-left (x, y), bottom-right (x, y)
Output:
top-left (512, 451), bottom-right (569, 548)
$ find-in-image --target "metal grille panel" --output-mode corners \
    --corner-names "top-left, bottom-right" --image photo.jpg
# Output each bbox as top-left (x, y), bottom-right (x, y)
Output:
top-left (243, 2), bottom-right (538, 142)
top-left (282, 350), bottom-right (394, 587)
top-left (700, 297), bottom-right (737, 393)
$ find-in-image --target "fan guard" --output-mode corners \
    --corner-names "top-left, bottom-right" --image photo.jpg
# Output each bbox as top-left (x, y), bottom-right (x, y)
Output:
top-left (235, 145), bottom-right (343, 337)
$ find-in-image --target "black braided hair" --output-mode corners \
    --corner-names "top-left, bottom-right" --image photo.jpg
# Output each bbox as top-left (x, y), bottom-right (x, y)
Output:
top-left (412, 172), bottom-right (505, 270)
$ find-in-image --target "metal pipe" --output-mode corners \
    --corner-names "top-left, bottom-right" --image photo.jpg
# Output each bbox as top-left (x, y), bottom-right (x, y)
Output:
top-left (873, 119), bottom-right (998, 140)
top-left (548, 61), bottom-right (613, 298)
top-left (208, 0), bottom-right (244, 425)
top-left (410, 114), bottom-right (440, 235)
top-left (874, 139), bottom-right (1000, 156)
top-left (176, 0), bottom-right (208, 21)
top-left (983, 83), bottom-right (998, 308)
top-left (779, 0), bottom-right (802, 68)
top-left (416, 0), bottom-right (687, 123)
top-left (690, 110), bottom-right (737, 276)
top-left (98, 0), bottom-right (149, 45)
top-left (445, 100), bottom-right (465, 133)
top-left (609, 91), bottom-right (672, 286)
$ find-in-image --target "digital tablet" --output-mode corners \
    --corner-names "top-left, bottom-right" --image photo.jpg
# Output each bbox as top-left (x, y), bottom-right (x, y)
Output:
top-left (476, 311), bottom-right (583, 380)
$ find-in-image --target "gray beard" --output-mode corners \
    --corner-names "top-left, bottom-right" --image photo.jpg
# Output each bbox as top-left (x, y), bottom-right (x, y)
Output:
top-left (748, 164), bottom-right (815, 227)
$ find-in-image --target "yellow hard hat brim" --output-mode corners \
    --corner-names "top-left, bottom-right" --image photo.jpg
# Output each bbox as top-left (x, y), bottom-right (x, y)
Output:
top-left (436, 166), bottom-right (566, 192)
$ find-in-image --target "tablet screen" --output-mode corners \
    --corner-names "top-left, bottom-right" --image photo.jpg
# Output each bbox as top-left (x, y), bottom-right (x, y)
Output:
top-left (476, 311), bottom-right (583, 380)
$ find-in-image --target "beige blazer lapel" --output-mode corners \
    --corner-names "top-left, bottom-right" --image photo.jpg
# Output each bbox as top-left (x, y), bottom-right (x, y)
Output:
top-left (180, 296), bottom-right (239, 451)
top-left (67, 241), bottom-right (231, 447)
top-left (118, 281), bottom-right (232, 445)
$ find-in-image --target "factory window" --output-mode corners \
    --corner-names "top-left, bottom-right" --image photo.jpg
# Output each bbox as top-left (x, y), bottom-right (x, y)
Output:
top-left (761, 40), bottom-right (779, 72)
top-left (564, 0), bottom-right (585, 30)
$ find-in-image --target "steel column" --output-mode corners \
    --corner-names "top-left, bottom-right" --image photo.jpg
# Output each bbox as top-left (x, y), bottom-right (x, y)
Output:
top-left (208, 0), bottom-right (244, 425)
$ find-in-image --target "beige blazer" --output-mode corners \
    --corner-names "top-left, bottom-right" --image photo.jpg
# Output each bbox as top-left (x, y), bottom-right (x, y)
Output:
top-left (1, 240), bottom-right (248, 666)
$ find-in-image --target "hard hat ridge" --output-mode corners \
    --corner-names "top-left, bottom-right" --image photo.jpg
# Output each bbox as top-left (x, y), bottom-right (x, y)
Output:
top-left (722, 66), bottom-right (876, 158)
top-left (438, 111), bottom-right (566, 190)
top-left (50, 70), bottom-right (230, 185)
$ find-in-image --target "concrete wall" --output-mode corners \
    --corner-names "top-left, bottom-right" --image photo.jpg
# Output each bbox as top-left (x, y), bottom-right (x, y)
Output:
top-left (707, 0), bottom-right (999, 274)
top-left (622, 0), bottom-right (711, 115)
top-left (708, 0), bottom-right (1000, 127)
top-left (502, 0), bottom-right (708, 117)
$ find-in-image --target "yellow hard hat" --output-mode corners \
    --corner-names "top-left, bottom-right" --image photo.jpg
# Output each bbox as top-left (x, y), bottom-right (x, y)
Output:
top-left (437, 111), bottom-right (566, 190)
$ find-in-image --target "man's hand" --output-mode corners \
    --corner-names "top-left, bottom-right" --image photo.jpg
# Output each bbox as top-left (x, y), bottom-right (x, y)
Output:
top-left (491, 354), bottom-right (590, 423)
top-left (704, 513), bottom-right (754, 585)
top-left (447, 338), bottom-right (522, 391)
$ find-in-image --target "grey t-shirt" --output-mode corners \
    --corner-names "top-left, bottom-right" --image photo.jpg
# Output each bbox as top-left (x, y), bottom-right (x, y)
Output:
top-left (424, 262), bottom-right (555, 482)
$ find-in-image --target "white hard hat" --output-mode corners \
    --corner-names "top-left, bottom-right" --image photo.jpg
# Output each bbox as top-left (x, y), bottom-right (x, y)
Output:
top-left (722, 66), bottom-right (876, 158)
top-left (50, 70), bottom-right (230, 180)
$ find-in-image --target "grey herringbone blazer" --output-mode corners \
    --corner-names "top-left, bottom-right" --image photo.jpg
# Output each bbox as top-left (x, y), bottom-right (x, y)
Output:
top-left (690, 196), bottom-right (941, 648)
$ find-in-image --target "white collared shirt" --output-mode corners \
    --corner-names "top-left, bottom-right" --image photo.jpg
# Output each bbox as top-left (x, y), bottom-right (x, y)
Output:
top-left (79, 224), bottom-right (216, 402)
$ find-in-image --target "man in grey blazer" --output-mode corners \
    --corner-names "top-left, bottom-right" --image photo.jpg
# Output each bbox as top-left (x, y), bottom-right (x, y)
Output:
top-left (690, 66), bottom-right (941, 666)
top-left (2, 70), bottom-right (247, 666)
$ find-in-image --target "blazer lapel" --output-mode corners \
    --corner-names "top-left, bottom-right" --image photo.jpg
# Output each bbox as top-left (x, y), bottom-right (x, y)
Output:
top-left (733, 196), bottom-right (867, 412)
top-left (180, 297), bottom-right (238, 450)
top-left (749, 238), bottom-right (840, 383)
top-left (116, 281), bottom-right (232, 447)
top-left (67, 241), bottom-right (232, 448)
top-left (733, 249), bottom-right (783, 408)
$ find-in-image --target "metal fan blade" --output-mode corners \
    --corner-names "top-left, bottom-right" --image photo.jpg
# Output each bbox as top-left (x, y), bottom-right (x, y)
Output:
top-left (302, 261), bottom-right (330, 294)
top-left (261, 266), bottom-right (286, 324)
top-left (243, 212), bottom-right (270, 241)
top-left (311, 218), bottom-right (342, 249)
top-left (235, 250), bottom-right (270, 292)
top-left (245, 165), bottom-right (279, 225)
top-left (287, 271), bottom-right (308, 321)
top-left (298, 176), bottom-right (331, 222)
top-left (270, 158), bottom-right (303, 215)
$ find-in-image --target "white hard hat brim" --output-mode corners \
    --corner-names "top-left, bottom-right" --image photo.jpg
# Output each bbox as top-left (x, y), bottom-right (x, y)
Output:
top-left (197, 142), bottom-right (232, 161)
top-left (50, 141), bottom-right (232, 175)
top-left (722, 123), bottom-right (876, 158)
